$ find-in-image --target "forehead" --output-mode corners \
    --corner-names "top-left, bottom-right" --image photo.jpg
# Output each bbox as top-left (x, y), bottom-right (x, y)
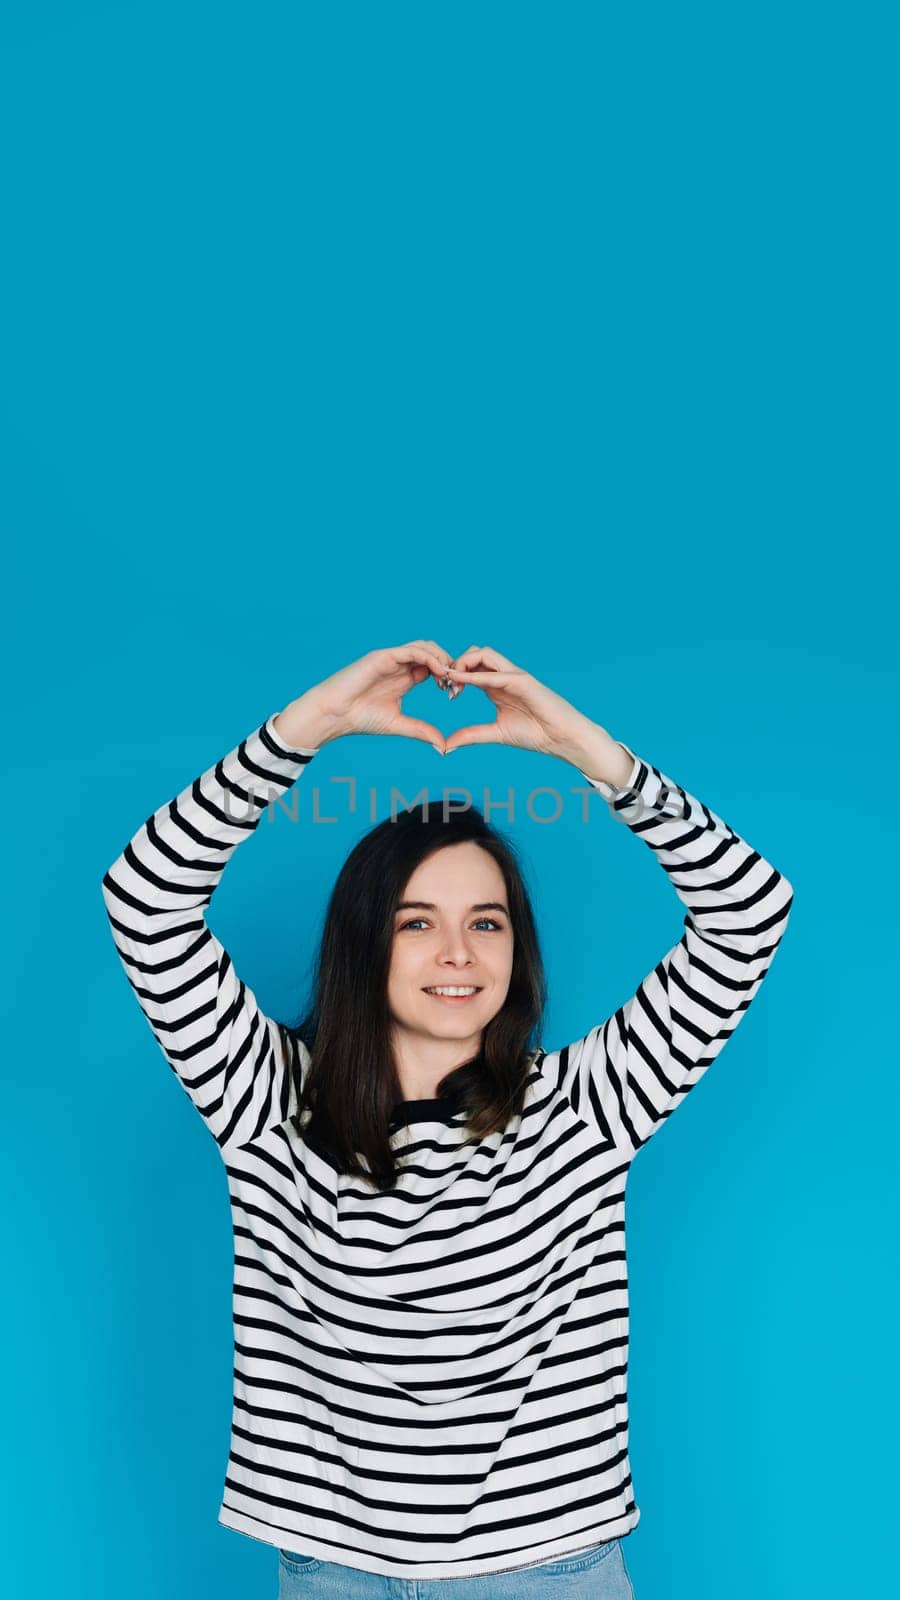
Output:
top-left (400, 842), bottom-right (507, 899)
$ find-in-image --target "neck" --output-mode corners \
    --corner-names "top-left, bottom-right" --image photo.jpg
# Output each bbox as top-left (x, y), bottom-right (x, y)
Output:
top-left (391, 1025), bottom-right (482, 1101)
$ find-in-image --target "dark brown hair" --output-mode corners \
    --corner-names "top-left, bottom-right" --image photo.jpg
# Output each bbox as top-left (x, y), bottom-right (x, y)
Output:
top-left (280, 796), bottom-right (547, 1191)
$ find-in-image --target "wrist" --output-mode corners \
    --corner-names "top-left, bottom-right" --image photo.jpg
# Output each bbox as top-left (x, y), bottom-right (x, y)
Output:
top-left (273, 693), bottom-right (344, 751)
top-left (552, 719), bottom-right (633, 788)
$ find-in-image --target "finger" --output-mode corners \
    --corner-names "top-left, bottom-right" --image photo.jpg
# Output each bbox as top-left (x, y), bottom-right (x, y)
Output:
top-left (397, 636), bottom-right (445, 668)
top-left (451, 644), bottom-right (518, 672)
top-left (392, 644), bottom-right (452, 682)
top-left (443, 644), bottom-right (478, 694)
top-left (443, 722), bottom-right (501, 754)
top-left (445, 667), bottom-right (514, 686)
top-left (422, 641), bottom-right (460, 696)
top-left (408, 640), bottom-right (462, 695)
top-left (404, 639), bottom-right (455, 668)
top-left (449, 644), bottom-right (484, 676)
top-left (423, 639), bottom-right (456, 666)
top-left (394, 715), bottom-right (447, 748)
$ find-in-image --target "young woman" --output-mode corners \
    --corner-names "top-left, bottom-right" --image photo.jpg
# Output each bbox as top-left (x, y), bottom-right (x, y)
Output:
top-left (101, 640), bottom-right (793, 1598)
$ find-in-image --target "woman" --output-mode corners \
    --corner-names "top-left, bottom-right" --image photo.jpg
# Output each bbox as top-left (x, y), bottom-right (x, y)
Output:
top-left (101, 640), bottom-right (793, 1598)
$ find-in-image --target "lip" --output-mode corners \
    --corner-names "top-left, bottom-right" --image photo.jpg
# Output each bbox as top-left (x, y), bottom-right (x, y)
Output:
top-left (422, 987), bottom-right (483, 1004)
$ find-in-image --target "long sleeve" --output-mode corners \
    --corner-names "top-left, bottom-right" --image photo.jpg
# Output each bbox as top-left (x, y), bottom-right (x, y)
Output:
top-left (553, 742), bottom-right (794, 1158)
top-left (100, 714), bottom-right (319, 1157)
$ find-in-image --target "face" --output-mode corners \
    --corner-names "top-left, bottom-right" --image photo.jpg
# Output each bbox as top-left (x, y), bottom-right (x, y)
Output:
top-left (387, 842), bottom-right (515, 1056)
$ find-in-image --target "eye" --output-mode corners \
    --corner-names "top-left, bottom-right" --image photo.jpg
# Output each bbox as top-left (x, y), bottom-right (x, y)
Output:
top-left (397, 917), bottom-right (505, 932)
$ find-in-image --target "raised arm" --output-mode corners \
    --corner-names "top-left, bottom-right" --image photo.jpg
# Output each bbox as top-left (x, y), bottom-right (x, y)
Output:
top-left (440, 644), bottom-right (795, 1158)
top-left (100, 643), bottom-right (457, 1158)
top-left (555, 743), bottom-right (794, 1157)
top-left (100, 716), bottom-right (320, 1155)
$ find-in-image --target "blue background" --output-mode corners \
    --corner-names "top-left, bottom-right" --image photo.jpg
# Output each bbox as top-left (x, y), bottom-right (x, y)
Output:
top-left (2, 2), bottom-right (897, 1595)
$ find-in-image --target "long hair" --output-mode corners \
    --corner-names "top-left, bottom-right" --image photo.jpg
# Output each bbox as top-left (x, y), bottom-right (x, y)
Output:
top-left (280, 796), bottom-right (547, 1192)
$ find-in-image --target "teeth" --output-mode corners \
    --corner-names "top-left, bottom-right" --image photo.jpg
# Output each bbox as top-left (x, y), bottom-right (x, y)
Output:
top-left (425, 986), bottom-right (479, 996)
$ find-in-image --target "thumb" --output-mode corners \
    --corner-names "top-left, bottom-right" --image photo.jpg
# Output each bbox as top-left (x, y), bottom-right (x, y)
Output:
top-left (394, 715), bottom-right (447, 751)
top-left (443, 721), bottom-right (499, 755)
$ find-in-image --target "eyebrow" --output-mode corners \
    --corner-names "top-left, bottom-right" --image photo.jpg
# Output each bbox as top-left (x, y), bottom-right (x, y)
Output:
top-left (395, 900), bottom-right (510, 916)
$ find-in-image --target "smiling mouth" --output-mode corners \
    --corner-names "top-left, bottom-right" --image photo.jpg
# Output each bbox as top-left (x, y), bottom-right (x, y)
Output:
top-left (422, 986), bottom-right (483, 1002)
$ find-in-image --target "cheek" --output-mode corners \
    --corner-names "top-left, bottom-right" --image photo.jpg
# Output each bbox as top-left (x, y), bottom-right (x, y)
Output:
top-left (387, 948), bottom-right (418, 989)
top-left (482, 947), bottom-right (514, 991)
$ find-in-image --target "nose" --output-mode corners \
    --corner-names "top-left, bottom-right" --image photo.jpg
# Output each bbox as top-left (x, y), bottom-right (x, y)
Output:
top-left (437, 927), bottom-right (477, 966)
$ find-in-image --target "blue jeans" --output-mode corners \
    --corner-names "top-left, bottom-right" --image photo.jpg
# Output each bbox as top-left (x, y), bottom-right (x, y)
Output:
top-left (277, 1537), bottom-right (637, 1598)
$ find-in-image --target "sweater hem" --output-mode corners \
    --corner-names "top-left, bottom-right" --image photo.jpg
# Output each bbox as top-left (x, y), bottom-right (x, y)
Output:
top-left (217, 1502), bottom-right (641, 1580)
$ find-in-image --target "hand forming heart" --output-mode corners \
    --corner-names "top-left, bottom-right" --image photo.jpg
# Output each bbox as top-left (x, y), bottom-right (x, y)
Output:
top-left (279, 640), bottom-right (603, 763)
top-left (436, 644), bottom-right (591, 758)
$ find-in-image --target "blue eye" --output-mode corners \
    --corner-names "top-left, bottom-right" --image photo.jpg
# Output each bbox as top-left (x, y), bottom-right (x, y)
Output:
top-left (397, 917), bottom-right (504, 932)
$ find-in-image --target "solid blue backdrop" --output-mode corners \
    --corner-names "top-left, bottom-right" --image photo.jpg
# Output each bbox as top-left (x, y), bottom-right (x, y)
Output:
top-left (1, 2), bottom-right (896, 1596)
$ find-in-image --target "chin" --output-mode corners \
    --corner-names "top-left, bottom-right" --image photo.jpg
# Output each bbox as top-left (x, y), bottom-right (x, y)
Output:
top-left (420, 1010), bottom-right (482, 1027)
top-left (421, 1008), bottom-right (494, 1035)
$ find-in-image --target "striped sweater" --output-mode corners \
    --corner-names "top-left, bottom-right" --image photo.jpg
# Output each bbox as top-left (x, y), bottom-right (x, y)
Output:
top-left (100, 712), bottom-right (794, 1580)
